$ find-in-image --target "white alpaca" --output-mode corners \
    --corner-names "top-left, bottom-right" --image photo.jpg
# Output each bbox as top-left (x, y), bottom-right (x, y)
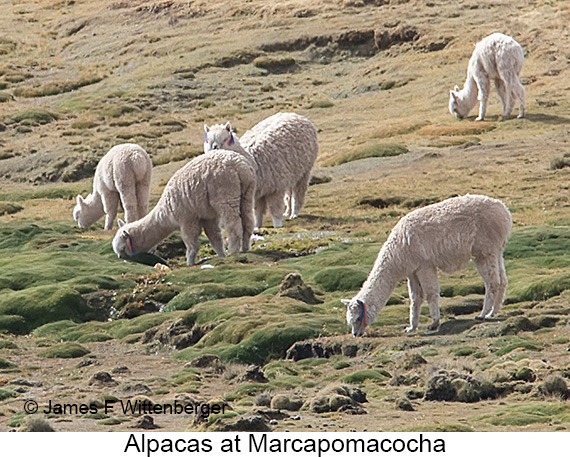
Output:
top-left (112, 150), bottom-right (255, 266)
top-left (342, 194), bottom-right (512, 336)
top-left (203, 112), bottom-right (319, 228)
top-left (73, 143), bottom-right (152, 230)
top-left (449, 33), bottom-right (526, 121)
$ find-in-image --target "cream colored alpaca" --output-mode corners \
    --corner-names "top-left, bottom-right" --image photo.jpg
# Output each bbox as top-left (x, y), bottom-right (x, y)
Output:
top-left (73, 143), bottom-right (152, 230)
top-left (112, 150), bottom-right (255, 266)
top-left (343, 195), bottom-right (512, 336)
top-left (204, 112), bottom-right (318, 228)
top-left (449, 33), bottom-right (526, 121)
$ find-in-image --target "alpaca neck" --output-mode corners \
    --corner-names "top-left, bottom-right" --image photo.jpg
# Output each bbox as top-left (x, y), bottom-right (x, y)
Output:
top-left (128, 205), bottom-right (177, 254)
top-left (356, 251), bottom-right (402, 324)
top-left (459, 74), bottom-right (479, 111)
top-left (84, 193), bottom-right (105, 223)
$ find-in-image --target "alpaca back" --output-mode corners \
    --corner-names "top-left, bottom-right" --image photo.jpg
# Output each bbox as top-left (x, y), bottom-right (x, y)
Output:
top-left (159, 151), bottom-right (255, 222)
top-left (94, 143), bottom-right (152, 193)
top-left (387, 195), bottom-right (511, 274)
top-left (239, 112), bottom-right (318, 196)
top-left (469, 33), bottom-right (524, 80)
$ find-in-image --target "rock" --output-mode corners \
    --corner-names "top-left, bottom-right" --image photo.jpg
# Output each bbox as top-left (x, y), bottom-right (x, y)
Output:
top-left (395, 397), bottom-right (415, 411)
top-left (111, 366), bottom-right (130, 375)
top-left (114, 383), bottom-right (152, 398)
top-left (88, 371), bottom-right (118, 387)
top-left (306, 384), bottom-right (367, 413)
top-left (278, 272), bottom-right (323, 305)
top-left (286, 340), bottom-right (341, 361)
top-left (9, 379), bottom-right (43, 388)
top-left (499, 316), bottom-right (539, 335)
top-left (270, 394), bottom-right (303, 411)
top-left (131, 415), bottom-right (160, 429)
top-left (424, 370), bottom-right (498, 403)
top-left (214, 415), bottom-right (270, 432)
top-left (374, 25), bottom-right (420, 51)
top-left (237, 366), bottom-right (268, 383)
top-left (188, 354), bottom-right (222, 369)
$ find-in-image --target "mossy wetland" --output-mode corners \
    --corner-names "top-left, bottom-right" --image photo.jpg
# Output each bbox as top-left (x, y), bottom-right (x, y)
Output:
top-left (1, 0), bottom-right (570, 432)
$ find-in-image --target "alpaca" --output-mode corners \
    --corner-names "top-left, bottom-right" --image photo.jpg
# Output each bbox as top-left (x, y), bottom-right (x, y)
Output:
top-left (342, 194), bottom-right (512, 336)
top-left (112, 150), bottom-right (255, 266)
top-left (73, 143), bottom-right (152, 230)
top-left (203, 112), bottom-right (319, 228)
top-left (449, 33), bottom-right (526, 121)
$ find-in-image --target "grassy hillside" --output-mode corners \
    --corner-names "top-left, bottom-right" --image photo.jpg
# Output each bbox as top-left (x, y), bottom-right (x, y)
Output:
top-left (1, 0), bottom-right (570, 432)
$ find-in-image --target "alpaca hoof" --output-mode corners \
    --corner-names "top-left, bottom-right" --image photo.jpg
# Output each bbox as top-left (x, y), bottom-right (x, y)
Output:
top-left (517, 113), bottom-right (524, 119)
top-left (427, 320), bottom-right (440, 331)
top-left (475, 116), bottom-right (484, 122)
top-left (474, 314), bottom-right (485, 321)
top-left (404, 326), bottom-right (416, 333)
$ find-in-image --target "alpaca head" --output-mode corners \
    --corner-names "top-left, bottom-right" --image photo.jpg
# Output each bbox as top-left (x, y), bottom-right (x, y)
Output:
top-left (449, 85), bottom-right (471, 120)
top-left (73, 194), bottom-right (102, 229)
top-left (342, 298), bottom-right (367, 337)
top-left (203, 122), bottom-right (237, 153)
top-left (112, 219), bottom-right (136, 258)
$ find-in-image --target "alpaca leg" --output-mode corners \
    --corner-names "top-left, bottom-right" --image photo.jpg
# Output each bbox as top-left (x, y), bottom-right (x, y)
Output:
top-left (201, 218), bottom-right (225, 258)
top-left (283, 192), bottom-right (291, 219)
top-left (513, 79), bottom-right (526, 118)
top-left (101, 191), bottom-right (120, 230)
top-left (405, 273), bottom-right (424, 333)
top-left (493, 255), bottom-right (508, 316)
top-left (117, 182), bottom-right (139, 224)
top-left (475, 75), bottom-right (491, 121)
top-left (495, 79), bottom-right (512, 117)
top-left (180, 220), bottom-right (202, 266)
top-left (266, 192), bottom-right (285, 228)
top-left (135, 180), bottom-right (151, 219)
top-left (416, 266), bottom-right (441, 330)
top-left (219, 205), bottom-right (243, 255)
top-left (474, 254), bottom-right (502, 319)
top-left (291, 171), bottom-right (311, 219)
top-left (240, 183), bottom-right (256, 252)
top-left (254, 196), bottom-right (267, 229)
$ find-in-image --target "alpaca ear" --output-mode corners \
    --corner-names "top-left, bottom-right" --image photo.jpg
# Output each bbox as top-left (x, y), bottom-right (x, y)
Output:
top-left (118, 219), bottom-right (125, 228)
top-left (341, 299), bottom-right (351, 307)
top-left (454, 85), bottom-right (460, 92)
top-left (76, 195), bottom-right (84, 205)
top-left (224, 121), bottom-right (232, 132)
top-left (450, 90), bottom-right (457, 101)
top-left (204, 124), bottom-right (210, 133)
top-left (121, 230), bottom-right (130, 239)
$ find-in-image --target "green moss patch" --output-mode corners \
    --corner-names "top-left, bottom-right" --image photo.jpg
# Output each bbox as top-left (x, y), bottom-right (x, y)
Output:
top-left (38, 342), bottom-right (90, 359)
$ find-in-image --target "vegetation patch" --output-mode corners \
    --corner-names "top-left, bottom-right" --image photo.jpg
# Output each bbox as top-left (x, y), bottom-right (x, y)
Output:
top-left (9, 109), bottom-right (58, 125)
top-left (0, 202), bottom-right (23, 216)
top-left (313, 267), bottom-right (368, 292)
top-left (38, 342), bottom-right (90, 359)
top-left (253, 56), bottom-right (296, 73)
top-left (324, 143), bottom-right (408, 167)
top-left (13, 76), bottom-right (103, 98)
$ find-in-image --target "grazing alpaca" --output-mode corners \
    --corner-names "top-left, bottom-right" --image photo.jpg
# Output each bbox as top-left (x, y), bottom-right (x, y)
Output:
top-left (449, 33), bottom-right (526, 121)
top-left (73, 143), bottom-right (152, 230)
top-left (112, 150), bottom-right (255, 266)
top-left (342, 195), bottom-right (512, 336)
top-left (204, 112), bottom-right (319, 228)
